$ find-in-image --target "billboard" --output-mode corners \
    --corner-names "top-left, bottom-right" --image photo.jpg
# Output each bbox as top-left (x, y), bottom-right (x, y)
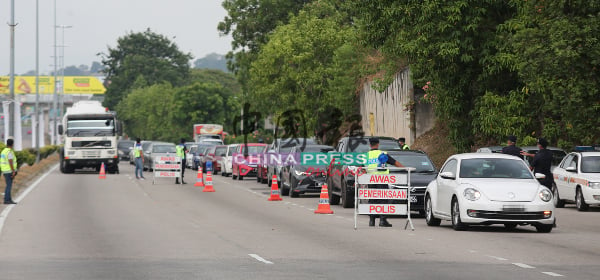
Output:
top-left (0, 76), bottom-right (106, 94)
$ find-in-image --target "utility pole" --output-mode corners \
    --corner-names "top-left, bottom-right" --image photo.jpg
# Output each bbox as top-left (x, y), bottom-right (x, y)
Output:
top-left (8, 0), bottom-right (16, 140)
top-left (35, 0), bottom-right (40, 161)
top-left (57, 25), bottom-right (72, 140)
top-left (52, 0), bottom-right (58, 145)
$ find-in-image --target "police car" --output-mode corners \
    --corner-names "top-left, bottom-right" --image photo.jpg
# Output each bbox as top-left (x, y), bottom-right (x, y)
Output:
top-left (552, 146), bottom-right (600, 211)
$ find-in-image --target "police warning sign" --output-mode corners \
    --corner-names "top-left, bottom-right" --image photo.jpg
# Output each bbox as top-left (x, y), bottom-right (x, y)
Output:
top-left (154, 171), bottom-right (180, 178)
top-left (358, 204), bottom-right (407, 215)
top-left (358, 189), bottom-right (407, 200)
top-left (357, 174), bottom-right (407, 185)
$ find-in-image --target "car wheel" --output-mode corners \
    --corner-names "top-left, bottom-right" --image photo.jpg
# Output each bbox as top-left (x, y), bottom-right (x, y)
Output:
top-left (552, 183), bottom-right (565, 208)
top-left (504, 223), bottom-right (517, 230)
top-left (289, 176), bottom-right (299, 198)
top-left (576, 187), bottom-right (589, 211)
top-left (535, 224), bottom-right (553, 233)
top-left (341, 178), bottom-right (354, 208)
top-left (425, 195), bottom-right (441, 226)
top-left (327, 177), bottom-right (340, 205)
top-left (451, 199), bottom-right (468, 231)
top-left (280, 173), bottom-right (290, 196)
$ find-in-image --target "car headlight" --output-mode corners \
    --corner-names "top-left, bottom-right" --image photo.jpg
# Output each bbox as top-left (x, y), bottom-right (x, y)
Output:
top-left (294, 170), bottom-right (308, 176)
top-left (463, 188), bottom-right (481, 201)
top-left (588, 182), bottom-right (600, 189)
top-left (539, 188), bottom-right (552, 202)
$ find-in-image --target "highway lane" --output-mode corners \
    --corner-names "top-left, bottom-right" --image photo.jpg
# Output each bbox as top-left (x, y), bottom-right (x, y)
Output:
top-left (0, 162), bottom-right (598, 279)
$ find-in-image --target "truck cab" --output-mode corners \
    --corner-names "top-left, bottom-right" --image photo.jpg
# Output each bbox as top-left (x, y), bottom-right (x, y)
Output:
top-left (58, 101), bottom-right (121, 174)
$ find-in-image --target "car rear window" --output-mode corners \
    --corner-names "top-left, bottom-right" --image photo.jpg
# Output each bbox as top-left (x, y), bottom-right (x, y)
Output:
top-left (153, 145), bottom-right (176, 153)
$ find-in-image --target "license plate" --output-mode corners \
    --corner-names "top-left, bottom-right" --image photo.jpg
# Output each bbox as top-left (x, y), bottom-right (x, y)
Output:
top-left (503, 205), bottom-right (525, 212)
top-left (410, 196), bottom-right (418, 203)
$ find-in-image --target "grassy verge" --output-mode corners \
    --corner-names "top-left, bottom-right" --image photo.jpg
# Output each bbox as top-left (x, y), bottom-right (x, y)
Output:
top-left (0, 153), bottom-right (59, 203)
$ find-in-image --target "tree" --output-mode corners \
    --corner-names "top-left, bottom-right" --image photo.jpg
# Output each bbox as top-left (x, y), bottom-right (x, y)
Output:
top-left (218, 0), bottom-right (312, 95)
top-left (248, 0), bottom-right (360, 140)
top-left (497, 0), bottom-right (600, 147)
top-left (63, 65), bottom-right (86, 76)
top-left (100, 29), bottom-right (192, 110)
top-left (353, 0), bottom-right (519, 151)
top-left (90, 61), bottom-right (104, 74)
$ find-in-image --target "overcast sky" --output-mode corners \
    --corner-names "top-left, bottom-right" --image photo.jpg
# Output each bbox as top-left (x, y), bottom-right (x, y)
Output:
top-left (1, 0), bottom-right (233, 75)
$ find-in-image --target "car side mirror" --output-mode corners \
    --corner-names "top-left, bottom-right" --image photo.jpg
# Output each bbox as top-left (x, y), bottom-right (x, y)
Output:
top-left (535, 173), bottom-right (546, 179)
top-left (58, 124), bottom-right (63, 135)
top-left (565, 166), bottom-right (577, 172)
top-left (440, 171), bottom-right (455, 180)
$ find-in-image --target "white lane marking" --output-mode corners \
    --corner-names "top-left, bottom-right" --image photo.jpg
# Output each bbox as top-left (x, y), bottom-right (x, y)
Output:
top-left (468, 250), bottom-right (477, 253)
top-left (291, 203), bottom-right (298, 206)
top-left (542, 272), bottom-right (563, 277)
top-left (487, 255), bottom-right (508, 261)
top-left (513, 263), bottom-right (535, 269)
top-left (249, 254), bottom-right (273, 264)
top-left (0, 164), bottom-right (59, 236)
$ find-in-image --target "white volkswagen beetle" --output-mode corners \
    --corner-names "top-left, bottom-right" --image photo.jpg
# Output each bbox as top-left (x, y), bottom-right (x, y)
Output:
top-left (425, 153), bottom-right (555, 233)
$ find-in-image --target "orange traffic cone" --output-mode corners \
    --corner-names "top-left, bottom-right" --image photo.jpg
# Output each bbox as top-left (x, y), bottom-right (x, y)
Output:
top-left (203, 171), bottom-right (215, 192)
top-left (268, 175), bottom-right (282, 201)
top-left (194, 166), bottom-right (205, 187)
top-left (314, 183), bottom-right (334, 214)
top-left (99, 162), bottom-right (106, 179)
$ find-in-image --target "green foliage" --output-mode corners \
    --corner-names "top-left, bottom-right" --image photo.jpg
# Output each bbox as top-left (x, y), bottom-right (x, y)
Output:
top-left (100, 29), bottom-right (192, 109)
top-left (15, 150), bottom-right (35, 168)
top-left (353, 0), bottom-right (519, 152)
top-left (117, 70), bottom-right (242, 142)
top-left (248, 0), bottom-right (360, 138)
top-left (499, 0), bottom-right (600, 148)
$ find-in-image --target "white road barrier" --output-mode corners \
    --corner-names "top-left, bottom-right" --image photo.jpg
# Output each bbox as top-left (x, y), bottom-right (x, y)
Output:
top-left (152, 154), bottom-right (182, 185)
top-left (354, 167), bottom-right (415, 230)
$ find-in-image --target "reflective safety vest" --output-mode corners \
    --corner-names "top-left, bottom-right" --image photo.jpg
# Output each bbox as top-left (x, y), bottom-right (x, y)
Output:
top-left (401, 144), bottom-right (410, 150)
top-left (133, 144), bottom-right (142, 158)
top-left (366, 149), bottom-right (389, 175)
top-left (176, 144), bottom-right (185, 158)
top-left (0, 148), bottom-right (17, 173)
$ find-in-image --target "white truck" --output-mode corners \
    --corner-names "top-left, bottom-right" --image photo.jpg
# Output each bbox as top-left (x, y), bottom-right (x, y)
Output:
top-left (58, 101), bottom-right (121, 174)
top-left (193, 124), bottom-right (224, 144)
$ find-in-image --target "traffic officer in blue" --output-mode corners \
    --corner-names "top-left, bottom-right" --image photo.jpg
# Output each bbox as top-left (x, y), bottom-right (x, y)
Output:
top-left (366, 137), bottom-right (405, 227)
top-left (176, 138), bottom-right (188, 184)
top-left (1, 139), bottom-right (18, 204)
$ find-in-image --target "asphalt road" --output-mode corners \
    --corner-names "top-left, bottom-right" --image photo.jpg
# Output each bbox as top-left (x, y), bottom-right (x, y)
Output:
top-left (0, 162), bottom-right (599, 279)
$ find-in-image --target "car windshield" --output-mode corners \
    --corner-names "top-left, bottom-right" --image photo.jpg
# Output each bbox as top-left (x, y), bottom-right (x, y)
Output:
top-left (118, 141), bottom-right (134, 149)
top-left (348, 139), bottom-right (400, 152)
top-left (215, 147), bottom-right (227, 155)
top-left (389, 154), bottom-right (436, 173)
top-left (238, 145), bottom-right (266, 154)
top-left (460, 158), bottom-right (533, 179)
top-left (152, 145), bottom-right (176, 153)
top-left (301, 146), bottom-right (334, 153)
top-left (581, 156), bottom-right (600, 173)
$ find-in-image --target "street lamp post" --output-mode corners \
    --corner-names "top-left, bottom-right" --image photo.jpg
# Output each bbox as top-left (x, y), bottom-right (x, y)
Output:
top-left (57, 25), bottom-right (72, 143)
top-left (52, 0), bottom-right (57, 145)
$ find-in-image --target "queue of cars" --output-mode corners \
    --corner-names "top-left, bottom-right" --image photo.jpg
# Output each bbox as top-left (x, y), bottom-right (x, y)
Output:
top-left (123, 136), bottom-right (598, 233)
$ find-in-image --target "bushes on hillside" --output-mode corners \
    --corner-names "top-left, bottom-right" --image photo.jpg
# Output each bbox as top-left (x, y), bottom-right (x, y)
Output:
top-left (0, 144), bottom-right (60, 168)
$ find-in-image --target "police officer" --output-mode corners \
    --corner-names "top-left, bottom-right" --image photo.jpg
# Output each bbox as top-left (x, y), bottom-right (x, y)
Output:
top-left (367, 137), bottom-right (405, 227)
top-left (502, 135), bottom-right (522, 157)
top-left (133, 138), bottom-right (145, 180)
top-left (1, 139), bottom-right (17, 204)
top-left (176, 138), bottom-right (188, 184)
top-left (521, 138), bottom-right (553, 189)
top-left (398, 137), bottom-right (410, 150)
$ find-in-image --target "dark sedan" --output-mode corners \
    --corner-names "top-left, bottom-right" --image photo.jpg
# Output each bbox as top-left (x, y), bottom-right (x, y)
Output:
top-left (281, 144), bottom-right (335, 197)
top-left (386, 150), bottom-right (438, 215)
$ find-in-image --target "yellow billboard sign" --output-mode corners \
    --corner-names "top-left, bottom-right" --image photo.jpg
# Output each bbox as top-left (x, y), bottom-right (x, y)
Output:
top-left (0, 76), bottom-right (106, 94)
